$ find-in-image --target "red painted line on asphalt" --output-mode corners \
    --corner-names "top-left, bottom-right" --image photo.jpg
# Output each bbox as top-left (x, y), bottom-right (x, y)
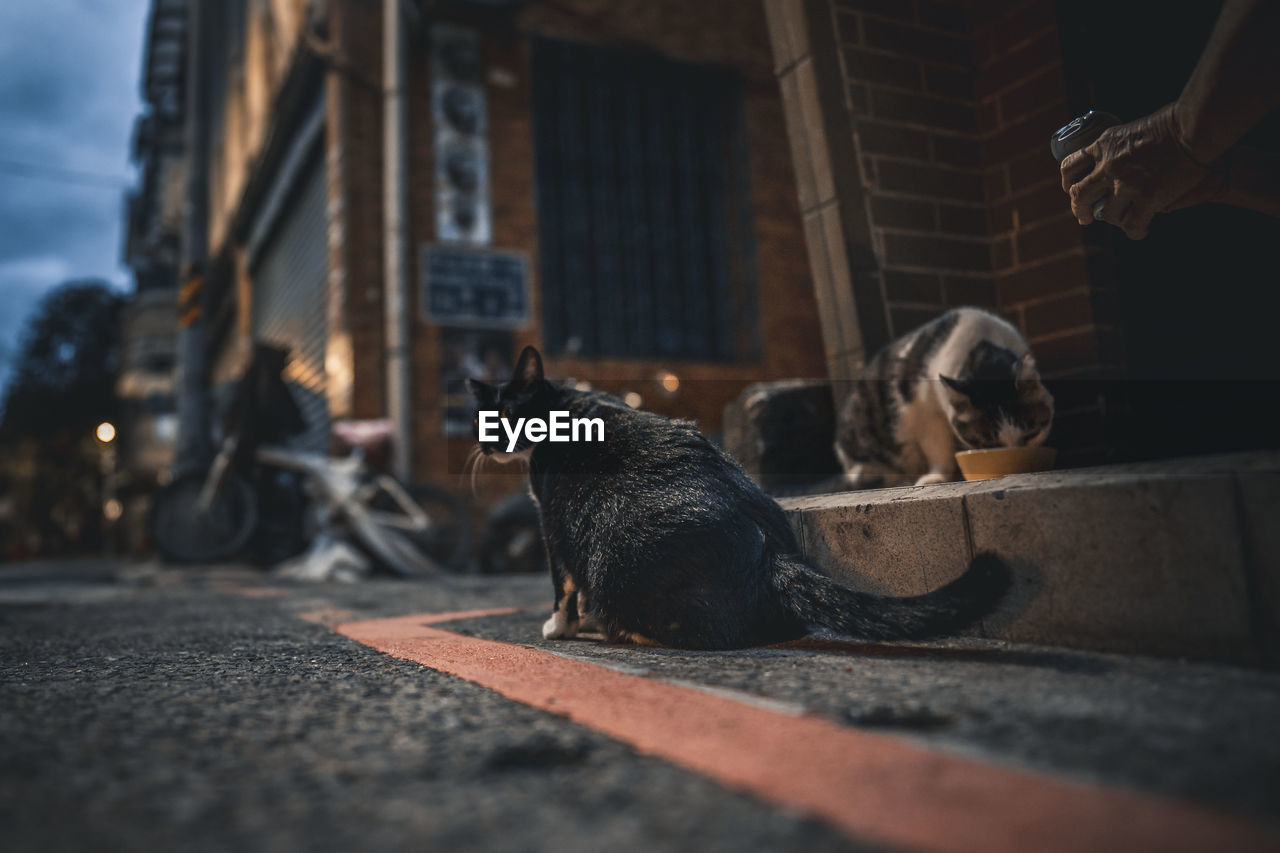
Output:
top-left (334, 611), bottom-right (1279, 853)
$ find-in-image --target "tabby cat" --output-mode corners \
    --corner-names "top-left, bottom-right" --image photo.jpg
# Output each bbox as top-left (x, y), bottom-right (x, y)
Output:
top-left (835, 307), bottom-right (1054, 488)
top-left (468, 346), bottom-right (1008, 650)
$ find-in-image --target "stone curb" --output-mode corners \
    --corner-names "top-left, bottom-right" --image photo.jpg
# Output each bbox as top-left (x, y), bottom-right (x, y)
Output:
top-left (779, 453), bottom-right (1280, 666)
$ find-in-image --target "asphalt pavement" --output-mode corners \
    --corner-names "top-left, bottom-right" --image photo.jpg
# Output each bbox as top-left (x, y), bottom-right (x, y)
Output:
top-left (2, 558), bottom-right (1278, 852)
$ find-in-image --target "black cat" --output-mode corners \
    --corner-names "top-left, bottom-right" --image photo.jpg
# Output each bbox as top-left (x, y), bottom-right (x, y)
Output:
top-left (468, 346), bottom-right (1008, 650)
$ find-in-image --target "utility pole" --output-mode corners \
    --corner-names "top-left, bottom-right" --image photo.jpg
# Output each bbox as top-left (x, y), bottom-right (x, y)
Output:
top-left (384, 0), bottom-right (412, 482)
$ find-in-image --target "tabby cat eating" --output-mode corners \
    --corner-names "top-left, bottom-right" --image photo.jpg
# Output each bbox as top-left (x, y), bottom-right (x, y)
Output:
top-left (468, 346), bottom-right (1008, 650)
top-left (835, 307), bottom-right (1054, 488)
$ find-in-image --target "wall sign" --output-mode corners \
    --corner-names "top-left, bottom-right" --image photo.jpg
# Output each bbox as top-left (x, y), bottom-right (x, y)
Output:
top-left (420, 244), bottom-right (530, 328)
top-left (431, 24), bottom-right (491, 245)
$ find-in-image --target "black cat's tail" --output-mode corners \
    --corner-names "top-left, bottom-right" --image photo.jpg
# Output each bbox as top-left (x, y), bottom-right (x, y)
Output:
top-left (770, 552), bottom-right (1010, 641)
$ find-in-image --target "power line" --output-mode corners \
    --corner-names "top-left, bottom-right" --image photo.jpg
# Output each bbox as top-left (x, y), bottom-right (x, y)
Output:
top-left (0, 157), bottom-right (131, 190)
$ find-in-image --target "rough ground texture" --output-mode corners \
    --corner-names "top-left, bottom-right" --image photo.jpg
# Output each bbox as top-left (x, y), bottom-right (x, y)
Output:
top-left (2, 559), bottom-right (1278, 852)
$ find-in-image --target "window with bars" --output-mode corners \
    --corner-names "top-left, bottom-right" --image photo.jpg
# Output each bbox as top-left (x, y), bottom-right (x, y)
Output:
top-left (532, 38), bottom-right (760, 361)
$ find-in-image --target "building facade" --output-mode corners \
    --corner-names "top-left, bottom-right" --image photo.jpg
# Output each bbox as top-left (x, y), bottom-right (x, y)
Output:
top-left (150, 0), bottom-right (828, 497)
top-left (129, 0), bottom-right (1278, 503)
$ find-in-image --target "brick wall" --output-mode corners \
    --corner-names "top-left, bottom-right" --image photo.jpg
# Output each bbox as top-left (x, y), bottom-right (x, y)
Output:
top-left (827, 0), bottom-right (998, 339)
top-left (327, 1), bottom-right (387, 434)
top-left (816, 0), bottom-right (1122, 464)
top-left (971, 0), bottom-right (1120, 462)
top-left (422, 0), bottom-right (828, 489)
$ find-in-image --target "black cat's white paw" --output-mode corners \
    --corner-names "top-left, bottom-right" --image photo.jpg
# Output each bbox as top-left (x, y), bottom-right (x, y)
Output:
top-left (542, 610), bottom-right (578, 640)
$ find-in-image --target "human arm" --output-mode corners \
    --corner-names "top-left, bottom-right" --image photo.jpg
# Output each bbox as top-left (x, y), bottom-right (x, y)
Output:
top-left (1060, 0), bottom-right (1280, 238)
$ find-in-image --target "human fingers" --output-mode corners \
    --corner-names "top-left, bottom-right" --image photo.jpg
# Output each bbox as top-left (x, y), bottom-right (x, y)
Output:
top-left (1060, 149), bottom-right (1095, 193)
top-left (1090, 190), bottom-right (1127, 226)
top-left (1068, 168), bottom-right (1112, 225)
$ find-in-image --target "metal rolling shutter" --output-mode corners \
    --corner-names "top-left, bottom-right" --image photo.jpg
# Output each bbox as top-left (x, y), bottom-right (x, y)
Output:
top-left (250, 152), bottom-right (329, 452)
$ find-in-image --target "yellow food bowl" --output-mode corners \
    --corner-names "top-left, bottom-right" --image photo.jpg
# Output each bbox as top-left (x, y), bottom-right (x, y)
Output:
top-left (955, 446), bottom-right (1057, 481)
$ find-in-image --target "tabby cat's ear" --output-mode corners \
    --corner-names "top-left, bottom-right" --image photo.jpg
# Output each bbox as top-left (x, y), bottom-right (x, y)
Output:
top-left (1015, 352), bottom-right (1039, 383)
top-left (513, 346), bottom-right (545, 384)
top-left (466, 378), bottom-right (497, 404)
top-left (940, 374), bottom-right (971, 398)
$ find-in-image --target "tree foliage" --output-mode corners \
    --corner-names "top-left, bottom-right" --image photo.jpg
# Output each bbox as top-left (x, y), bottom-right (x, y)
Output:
top-left (0, 280), bottom-right (124, 438)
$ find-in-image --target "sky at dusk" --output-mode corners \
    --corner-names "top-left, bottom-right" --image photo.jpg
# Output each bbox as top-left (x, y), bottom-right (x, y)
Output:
top-left (0, 0), bottom-right (151, 394)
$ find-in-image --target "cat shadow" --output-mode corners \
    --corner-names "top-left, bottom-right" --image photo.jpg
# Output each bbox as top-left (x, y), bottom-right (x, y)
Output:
top-left (763, 637), bottom-right (1112, 675)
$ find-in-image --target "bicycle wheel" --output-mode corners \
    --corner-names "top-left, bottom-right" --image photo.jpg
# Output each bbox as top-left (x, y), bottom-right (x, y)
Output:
top-left (346, 505), bottom-right (443, 577)
top-left (148, 470), bottom-right (259, 563)
top-left (372, 482), bottom-right (473, 571)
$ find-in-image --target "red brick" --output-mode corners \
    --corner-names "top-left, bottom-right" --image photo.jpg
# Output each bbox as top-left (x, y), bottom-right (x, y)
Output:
top-left (988, 201), bottom-right (1014, 234)
top-left (999, 64), bottom-right (1066, 119)
top-left (944, 274), bottom-right (998, 306)
top-left (843, 47), bottom-right (923, 90)
top-left (989, 182), bottom-right (1073, 232)
top-left (871, 88), bottom-right (977, 132)
top-left (1015, 213), bottom-right (1081, 262)
top-left (1009, 182), bottom-right (1075, 229)
top-left (981, 101), bottom-right (1069, 162)
top-left (992, 0), bottom-right (1057, 53)
top-left (917, 0), bottom-right (967, 33)
top-left (890, 306), bottom-right (947, 336)
top-left (974, 29), bottom-right (1061, 97)
top-left (835, 0), bottom-right (914, 21)
top-left (931, 134), bottom-right (982, 167)
top-left (885, 233), bottom-right (990, 270)
top-left (856, 120), bottom-right (932, 159)
top-left (835, 11), bottom-right (862, 45)
top-left (1008, 147), bottom-right (1061, 191)
top-left (849, 83), bottom-right (870, 116)
top-left (977, 166), bottom-right (1008, 201)
top-left (878, 160), bottom-right (983, 201)
top-left (991, 235), bottom-right (1013, 269)
top-left (970, 26), bottom-right (997, 67)
top-left (967, 0), bottom-right (1011, 29)
top-left (1031, 327), bottom-right (1123, 376)
top-left (976, 98), bottom-right (1000, 133)
top-left (1024, 289), bottom-right (1097, 338)
top-left (883, 269), bottom-right (943, 303)
top-left (870, 195), bottom-right (936, 230)
top-left (938, 203), bottom-right (986, 235)
top-left (862, 17), bottom-right (971, 66)
top-left (1029, 328), bottom-right (1099, 374)
top-left (997, 251), bottom-right (1089, 304)
top-left (923, 64), bottom-right (974, 99)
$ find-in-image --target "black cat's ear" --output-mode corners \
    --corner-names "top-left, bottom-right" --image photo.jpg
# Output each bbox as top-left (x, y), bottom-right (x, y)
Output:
top-left (940, 374), bottom-right (968, 395)
top-left (466, 378), bottom-right (496, 404)
top-left (513, 345), bottom-right (544, 384)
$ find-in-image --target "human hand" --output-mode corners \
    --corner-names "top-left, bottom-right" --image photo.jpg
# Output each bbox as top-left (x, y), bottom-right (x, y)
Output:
top-left (1060, 103), bottom-right (1214, 239)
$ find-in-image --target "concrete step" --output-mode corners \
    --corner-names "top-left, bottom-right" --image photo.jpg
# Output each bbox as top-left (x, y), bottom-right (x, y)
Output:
top-left (778, 452), bottom-right (1280, 667)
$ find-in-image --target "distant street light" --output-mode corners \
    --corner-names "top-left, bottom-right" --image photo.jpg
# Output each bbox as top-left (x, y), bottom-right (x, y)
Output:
top-left (95, 422), bottom-right (118, 556)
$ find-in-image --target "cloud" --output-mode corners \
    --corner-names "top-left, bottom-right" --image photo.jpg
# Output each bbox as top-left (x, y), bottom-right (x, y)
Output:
top-left (0, 0), bottom-right (149, 394)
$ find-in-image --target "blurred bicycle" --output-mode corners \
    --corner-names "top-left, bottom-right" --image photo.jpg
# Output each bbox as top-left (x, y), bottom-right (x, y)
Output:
top-left (148, 344), bottom-right (469, 575)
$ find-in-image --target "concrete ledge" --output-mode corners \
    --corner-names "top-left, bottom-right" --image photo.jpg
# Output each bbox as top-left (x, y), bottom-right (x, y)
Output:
top-left (779, 453), bottom-right (1280, 666)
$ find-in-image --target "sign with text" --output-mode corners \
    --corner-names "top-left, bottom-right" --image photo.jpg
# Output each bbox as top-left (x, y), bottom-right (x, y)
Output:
top-left (420, 245), bottom-right (530, 328)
